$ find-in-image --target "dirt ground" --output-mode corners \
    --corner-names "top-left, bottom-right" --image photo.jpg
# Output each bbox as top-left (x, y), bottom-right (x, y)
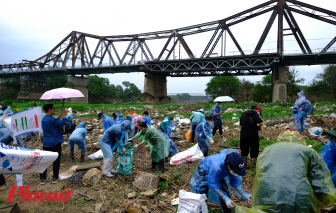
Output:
top-left (0, 115), bottom-right (334, 213)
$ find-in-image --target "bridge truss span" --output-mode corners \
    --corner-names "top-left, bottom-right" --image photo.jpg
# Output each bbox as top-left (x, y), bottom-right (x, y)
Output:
top-left (146, 54), bottom-right (277, 77)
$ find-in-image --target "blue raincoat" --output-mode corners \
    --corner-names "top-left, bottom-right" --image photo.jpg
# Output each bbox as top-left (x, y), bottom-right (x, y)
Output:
top-left (126, 114), bottom-right (135, 144)
top-left (144, 115), bottom-right (151, 126)
top-left (159, 117), bottom-right (175, 137)
top-left (66, 112), bottom-right (75, 125)
top-left (163, 133), bottom-right (178, 157)
top-left (295, 91), bottom-right (307, 132)
top-left (320, 138), bottom-right (336, 187)
top-left (0, 108), bottom-right (13, 128)
top-left (190, 109), bottom-right (205, 124)
top-left (68, 121), bottom-right (88, 153)
top-left (0, 128), bottom-right (13, 145)
top-left (190, 149), bottom-right (250, 212)
top-left (99, 121), bottom-right (131, 161)
top-left (210, 104), bottom-right (222, 121)
top-left (118, 112), bottom-right (125, 122)
top-left (102, 114), bottom-right (115, 131)
top-left (195, 121), bottom-right (212, 156)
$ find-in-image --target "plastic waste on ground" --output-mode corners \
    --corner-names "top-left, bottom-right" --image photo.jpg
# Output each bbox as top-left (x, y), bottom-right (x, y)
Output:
top-left (170, 143), bottom-right (204, 165)
top-left (88, 149), bottom-right (103, 160)
top-left (308, 126), bottom-right (323, 136)
top-left (117, 146), bottom-right (135, 175)
top-left (82, 168), bottom-right (103, 186)
top-left (0, 143), bottom-right (58, 174)
top-left (235, 131), bottom-right (336, 213)
top-left (133, 171), bottom-right (159, 191)
top-left (177, 190), bottom-right (208, 213)
top-left (66, 171), bottom-right (86, 186)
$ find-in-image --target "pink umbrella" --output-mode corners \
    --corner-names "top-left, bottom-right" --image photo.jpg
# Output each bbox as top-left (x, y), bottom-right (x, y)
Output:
top-left (40, 87), bottom-right (85, 106)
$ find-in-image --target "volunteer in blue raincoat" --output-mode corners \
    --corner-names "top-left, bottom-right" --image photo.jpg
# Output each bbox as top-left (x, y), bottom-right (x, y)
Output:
top-left (295, 90), bottom-right (307, 133)
top-left (118, 112), bottom-right (125, 123)
top-left (320, 125), bottom-right (336, 187)
top-left (0, 128), bottom-right (13, 191)
top-left (143, 111), bottom-right (151, 127)
top-left (195, 116), bottom-right (214, 157)
top-left (210, 102), bottom-right (225, 138)
top-left (66, 111), bottom-right (77, 130)
top-left (159, 115), bottom-right (175, 137)
top-left (190, 149), bottom-right (250, 213)
top-left (68, 121), bottom-right (87, 162)
top-left (0, 128), bottom-right (13, 145)
top-left (98, 112), bottom-right (115, 131)
top-left (99, 121), bottom-right (131, 177)
top-left (125, 114), bottom-right (135, 144)
top-left (0, 106), bottom-right (13, 128)
top-left (190, 109), bottom-right (205, 144)
top-left (163, 133), bottom-right (178, 157)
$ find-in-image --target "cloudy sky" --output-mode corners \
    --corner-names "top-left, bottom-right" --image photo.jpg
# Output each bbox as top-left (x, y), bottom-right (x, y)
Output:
top-left (0, 0), bottom-right (335, 94)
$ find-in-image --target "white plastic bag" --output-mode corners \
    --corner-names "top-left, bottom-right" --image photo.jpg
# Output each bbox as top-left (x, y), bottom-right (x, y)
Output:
top-left (88, 149), bottom-right (104, 160)
top-left (177, 190), bottom-right (208, 213)
top-left (170, 144), bottom-right (204, 165)
top-left (308, 126), bottom-right (322, 136)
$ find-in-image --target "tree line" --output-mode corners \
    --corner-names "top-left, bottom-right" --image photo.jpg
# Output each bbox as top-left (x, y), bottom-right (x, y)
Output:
top-left (0, 75), bottom-right (141, 103)
top-left (205, 65), bottom-right (336, 103)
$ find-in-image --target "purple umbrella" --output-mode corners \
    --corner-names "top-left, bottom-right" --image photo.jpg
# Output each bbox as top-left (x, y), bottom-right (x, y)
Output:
top-left (40, 87), bottom-right (85, 106)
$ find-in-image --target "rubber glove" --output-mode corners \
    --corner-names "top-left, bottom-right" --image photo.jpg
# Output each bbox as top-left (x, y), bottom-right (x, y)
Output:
top-left (226, 200), bottom-right (236, 209)
top-left (209, 139), bottom-right (214, 144)
top-left (134, 144), bottom-right (138, 148)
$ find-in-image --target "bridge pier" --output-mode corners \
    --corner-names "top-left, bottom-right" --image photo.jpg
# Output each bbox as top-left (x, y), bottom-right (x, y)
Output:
top-left (140, 72), bottom-right (171, 105)
top-left (67, 76), bottom-right (88, 103)
top-left (272, 66), bottom-right (289, 103)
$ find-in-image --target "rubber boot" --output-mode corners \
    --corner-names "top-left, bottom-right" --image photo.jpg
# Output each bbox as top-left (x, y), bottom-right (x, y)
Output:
top-left (251, 158), bottom-right (257, 171)
top-left (70, 153), bottom-right (74, 161)
top-left (80, 153), bottom-right (85, 162)
top-left (243, 156), bottom-right (249, 170)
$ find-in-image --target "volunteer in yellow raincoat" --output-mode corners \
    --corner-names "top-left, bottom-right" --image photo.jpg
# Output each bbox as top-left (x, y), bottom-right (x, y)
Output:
top-left (236, 130), bottom-right (336, 213)
top-left (132, 122), bottom-right (169, 172)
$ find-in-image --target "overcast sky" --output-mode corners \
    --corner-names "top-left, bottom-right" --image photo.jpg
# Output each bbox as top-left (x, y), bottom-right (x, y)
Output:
top-left (0, 0), bottom-right (335, 94)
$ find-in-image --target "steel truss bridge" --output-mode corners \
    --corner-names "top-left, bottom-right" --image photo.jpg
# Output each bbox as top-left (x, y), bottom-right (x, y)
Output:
top-left (0, 0), bottom-right (335, 78)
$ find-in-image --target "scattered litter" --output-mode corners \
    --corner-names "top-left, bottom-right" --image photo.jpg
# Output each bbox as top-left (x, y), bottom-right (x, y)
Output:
top-left (82, 168), bottom-right (103, 186)
top-left (88, 149), bottom-right (104, 160)
top-left (133, 172), bottom-right (159, 191)
top-left (177, 190), bottom-right (208, 213)
top-left (170, 144), bottom-right (204, 165)
top-left (171, 198), bottom-right (179, 205)
top-left (308, 126), bottom-right (323, 136)
top-left (67, 171), bottom-right (86, 186)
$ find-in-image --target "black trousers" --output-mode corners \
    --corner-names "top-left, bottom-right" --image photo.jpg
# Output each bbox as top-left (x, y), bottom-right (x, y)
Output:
top-left (191, 122), bottom-right (198, 143)
top-left (40, 143), bottom-right (62, 179)
top-left (151, 159), bottom-right (164, 172)
top-left (240, 137), bottom-right (259, 158)
top-left (0, 174), bottom-right (5, 186)
top-left (213, 119), bottom-right (223, 136)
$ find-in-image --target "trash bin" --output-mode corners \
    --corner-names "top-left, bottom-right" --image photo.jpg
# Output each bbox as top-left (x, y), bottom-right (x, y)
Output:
top-left (117, 145), bottom-right (134, 175)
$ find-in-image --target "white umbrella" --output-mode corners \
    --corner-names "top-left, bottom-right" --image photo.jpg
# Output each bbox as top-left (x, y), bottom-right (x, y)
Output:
top-left (213, 96), bottom-right (234, 102)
